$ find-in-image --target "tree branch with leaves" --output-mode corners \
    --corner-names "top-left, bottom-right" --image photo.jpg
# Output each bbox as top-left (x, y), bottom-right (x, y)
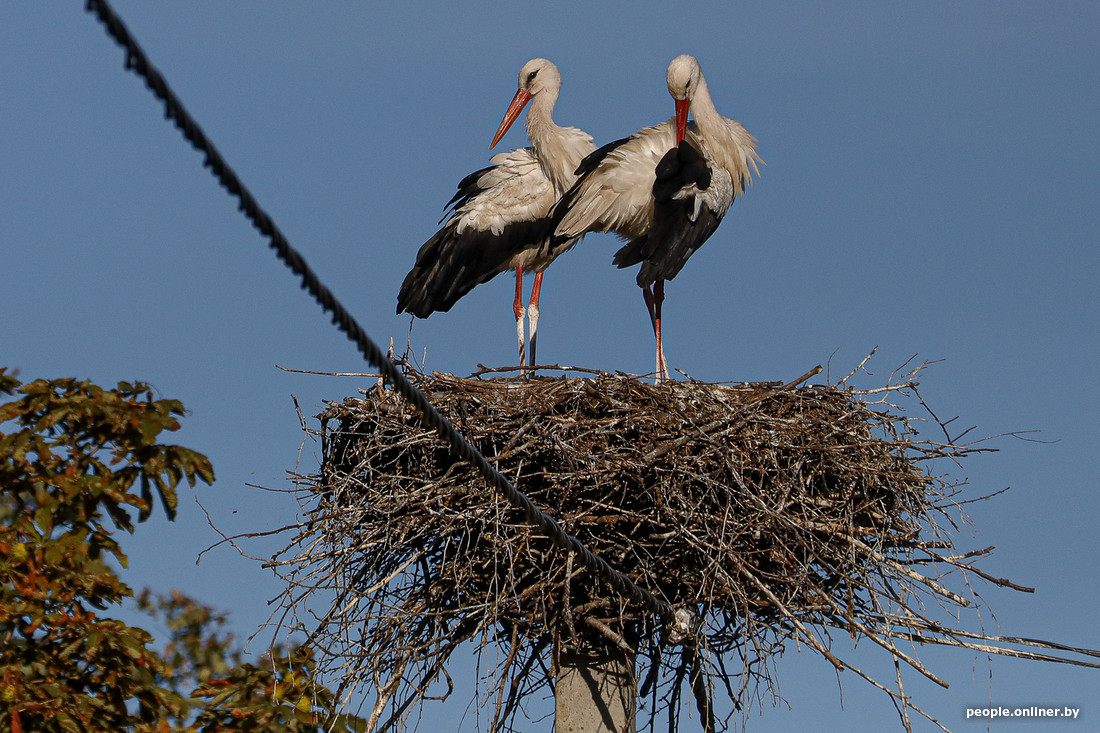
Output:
top-left (0, 369), bottom-right (365, 733)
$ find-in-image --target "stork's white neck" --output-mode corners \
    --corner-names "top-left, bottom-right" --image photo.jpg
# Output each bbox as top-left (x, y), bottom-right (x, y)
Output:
top-left (687, 71), bottom-right (761, 194)
top-left (524, 86), bottom-right (562, 149)
top-left (689, 74), bottom-right (721, 138)
top-left (523, 85), bottom-right (594, 195)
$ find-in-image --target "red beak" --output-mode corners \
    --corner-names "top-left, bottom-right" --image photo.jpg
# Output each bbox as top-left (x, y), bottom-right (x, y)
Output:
top-left (490, 88), bottom-right (533, 150)
top-left (675, 98), bottom-right (690, 144)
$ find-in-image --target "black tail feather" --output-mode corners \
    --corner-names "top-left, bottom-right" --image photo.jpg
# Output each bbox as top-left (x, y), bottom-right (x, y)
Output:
top-left (396, 217), bottom-right (552, 318)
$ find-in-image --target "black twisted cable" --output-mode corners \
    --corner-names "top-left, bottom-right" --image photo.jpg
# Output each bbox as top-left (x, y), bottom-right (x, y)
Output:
top-left (84, 0), bottom-right (674, 620)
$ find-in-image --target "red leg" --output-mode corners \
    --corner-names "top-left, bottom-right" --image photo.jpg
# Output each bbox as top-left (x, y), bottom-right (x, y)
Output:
top-left (651, 281), bottom-right (668, 382)
top-left (513, 265), bottom-right (526, 367)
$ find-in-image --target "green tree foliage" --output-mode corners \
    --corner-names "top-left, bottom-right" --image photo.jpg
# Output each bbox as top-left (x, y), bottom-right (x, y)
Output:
top-left (0, 370), bottom-right (365, 732)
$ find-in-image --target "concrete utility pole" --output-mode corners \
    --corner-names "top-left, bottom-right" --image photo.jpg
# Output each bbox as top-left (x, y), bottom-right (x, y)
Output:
top-left (555, 643), bottom-right (636, 733)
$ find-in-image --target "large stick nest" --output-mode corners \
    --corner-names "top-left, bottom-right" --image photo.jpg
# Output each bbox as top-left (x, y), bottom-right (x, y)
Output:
top-left (267, 358), bottom-right (1094, 732)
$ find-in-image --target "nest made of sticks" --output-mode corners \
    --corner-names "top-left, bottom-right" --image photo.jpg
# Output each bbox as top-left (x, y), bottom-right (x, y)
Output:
top-left (266, 358), bottom-right (1094, 733)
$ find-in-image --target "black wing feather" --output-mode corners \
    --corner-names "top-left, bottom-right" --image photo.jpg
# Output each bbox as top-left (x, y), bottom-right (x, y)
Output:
top-left (572, 135), bottom-right (633, 178)
top-left (614, 140), bottom-right (725, 287)
top-left (397, 215), bottom-right (552, 317)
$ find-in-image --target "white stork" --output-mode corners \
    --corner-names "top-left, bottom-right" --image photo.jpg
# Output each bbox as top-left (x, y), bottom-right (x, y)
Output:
top-left (397, 58), bottom-right (595, 367)
top-left (552, 54), bottom-right (761, 381)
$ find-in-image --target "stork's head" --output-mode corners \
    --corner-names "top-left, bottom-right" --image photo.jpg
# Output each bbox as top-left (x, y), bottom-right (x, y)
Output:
top-left (666, 54), bottom-right (703, 144)
top-left (490, 58), bottom-right (562, 149)
top-left (517, 57), bottom-right (562, 97)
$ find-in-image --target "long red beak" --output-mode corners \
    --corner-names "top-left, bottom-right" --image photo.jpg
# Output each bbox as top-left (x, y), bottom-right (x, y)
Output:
top-left (490, 89), bottom-right (533, 150)
top-left (675, 98), bottom-right (690, 144)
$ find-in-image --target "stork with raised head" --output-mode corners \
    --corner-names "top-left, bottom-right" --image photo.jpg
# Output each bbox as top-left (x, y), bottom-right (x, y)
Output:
top-left (552, 54), bottom-right (761, 381)
top-left (397, 58), bottom-right (595, 368)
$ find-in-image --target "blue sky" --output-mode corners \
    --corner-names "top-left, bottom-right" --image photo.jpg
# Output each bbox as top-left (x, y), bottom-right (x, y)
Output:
top-left (3, 2), bottom-right (1098, 730)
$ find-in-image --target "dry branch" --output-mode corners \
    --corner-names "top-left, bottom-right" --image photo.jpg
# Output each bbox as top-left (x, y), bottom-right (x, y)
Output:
top-left (265, 360), bottom-right (1095, 732)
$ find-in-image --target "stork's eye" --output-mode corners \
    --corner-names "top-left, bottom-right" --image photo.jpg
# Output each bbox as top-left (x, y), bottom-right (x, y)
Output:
top-left (526, 70), bottom-right (538, 84)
